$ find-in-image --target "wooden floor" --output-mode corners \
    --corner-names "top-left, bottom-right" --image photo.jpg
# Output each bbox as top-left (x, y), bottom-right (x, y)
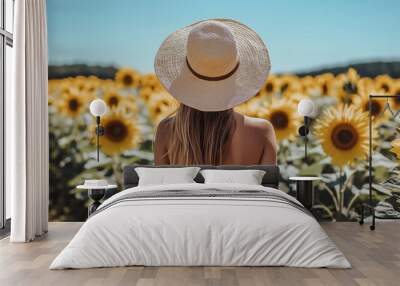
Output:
top-left (0, 222), bottom-right (399, 286)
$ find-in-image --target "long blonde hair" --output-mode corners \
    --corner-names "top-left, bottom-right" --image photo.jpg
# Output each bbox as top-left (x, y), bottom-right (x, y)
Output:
top-left (165, 104), bottom-right (234, 165)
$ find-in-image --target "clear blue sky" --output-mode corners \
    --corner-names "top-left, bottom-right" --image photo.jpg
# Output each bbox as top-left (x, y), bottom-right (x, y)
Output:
top-left (47, 0), bottom-right (400, 74)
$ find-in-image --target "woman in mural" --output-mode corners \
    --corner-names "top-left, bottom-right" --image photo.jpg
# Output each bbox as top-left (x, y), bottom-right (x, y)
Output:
top-left (154, 19), bottom-right (277, 165)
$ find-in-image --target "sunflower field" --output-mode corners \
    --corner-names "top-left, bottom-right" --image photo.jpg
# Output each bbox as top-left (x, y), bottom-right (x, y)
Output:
top-left (49, 67), bottom-right (400, 221)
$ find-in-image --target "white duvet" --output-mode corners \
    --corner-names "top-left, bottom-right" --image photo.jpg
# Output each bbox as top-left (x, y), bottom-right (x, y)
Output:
top-left (50, 183), bottom-right (351, 269)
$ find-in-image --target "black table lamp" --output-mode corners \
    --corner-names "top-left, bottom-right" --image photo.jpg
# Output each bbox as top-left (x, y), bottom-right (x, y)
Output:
top-left (89, 99), bottom-right (107, 162)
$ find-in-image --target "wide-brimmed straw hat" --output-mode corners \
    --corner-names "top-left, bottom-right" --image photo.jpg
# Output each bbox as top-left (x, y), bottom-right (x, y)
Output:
top-left (154, 18), bottom-right (271, 112)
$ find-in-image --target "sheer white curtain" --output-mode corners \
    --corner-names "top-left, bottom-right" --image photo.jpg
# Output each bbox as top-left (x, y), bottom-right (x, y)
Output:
top-left (8, 0), bottom-right (49, 242)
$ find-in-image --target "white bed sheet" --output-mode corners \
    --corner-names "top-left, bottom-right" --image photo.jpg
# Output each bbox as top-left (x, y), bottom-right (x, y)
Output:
top-left (50, 183), bottom-right (351, 269)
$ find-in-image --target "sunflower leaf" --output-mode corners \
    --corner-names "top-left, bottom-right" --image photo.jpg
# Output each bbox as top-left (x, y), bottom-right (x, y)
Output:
top-left (298, 163), bottom-right (323, 176)
top-left (372, 183), bottom-right (393, 196)
top-left (123, 149), bottom-right (154, 160)
top-left (372, 153), bottom-right (397, 169)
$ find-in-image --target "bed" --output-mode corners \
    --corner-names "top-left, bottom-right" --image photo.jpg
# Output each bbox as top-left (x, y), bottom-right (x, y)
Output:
top-left (50, 165), bottom-right (351, 269)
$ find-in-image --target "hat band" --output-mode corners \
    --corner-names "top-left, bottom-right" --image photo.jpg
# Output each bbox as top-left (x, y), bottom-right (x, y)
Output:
top-left (186, 57), bottom-right (240, 81)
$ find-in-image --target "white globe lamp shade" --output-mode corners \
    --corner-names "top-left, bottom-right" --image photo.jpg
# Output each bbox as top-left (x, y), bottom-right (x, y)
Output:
top-left (90, 99), bottom-right (107, 117)
top-left (298, 99), bottom-right (315, 117)
top-left (309, 104), bottom-right (319, 118)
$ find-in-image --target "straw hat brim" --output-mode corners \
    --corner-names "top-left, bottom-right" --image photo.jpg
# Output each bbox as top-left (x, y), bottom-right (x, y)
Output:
top-left (154, 18), bottom-right (271, 112)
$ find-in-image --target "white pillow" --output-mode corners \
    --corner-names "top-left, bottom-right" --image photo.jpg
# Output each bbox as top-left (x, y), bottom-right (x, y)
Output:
top-left (135, 167), bottom-right (201, 186)
top-left (200, 169), bottom-right (266, 185)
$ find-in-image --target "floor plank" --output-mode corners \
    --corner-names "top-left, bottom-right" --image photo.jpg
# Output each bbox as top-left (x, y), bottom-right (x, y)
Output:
top-left (0, 222), bottom-right (399, 286)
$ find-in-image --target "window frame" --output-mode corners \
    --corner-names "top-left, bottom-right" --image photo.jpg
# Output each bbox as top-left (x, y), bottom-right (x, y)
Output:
top-left (0, 0), bottom-right (13, 231)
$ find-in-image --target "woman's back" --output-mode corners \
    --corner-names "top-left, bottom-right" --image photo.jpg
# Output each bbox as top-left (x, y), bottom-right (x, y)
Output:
top-left (154, 111), bottom-right (277, 165)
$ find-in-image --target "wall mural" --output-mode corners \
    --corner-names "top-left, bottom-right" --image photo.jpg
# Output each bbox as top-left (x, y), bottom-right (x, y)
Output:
top-left (48, 68), bottom-right (400, 221)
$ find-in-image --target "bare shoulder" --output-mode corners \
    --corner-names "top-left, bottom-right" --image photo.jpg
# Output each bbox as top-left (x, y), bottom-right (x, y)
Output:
top-left (242, 114), bottom-right (278, 164)
top-left (154, 117), bottom-right (173, 165)
top-left (156, 117), bottom-right (173, 138)
top-left (241, 114), bottom-right (274, 136)
top-left (155, 117), bottom-right (173, 148)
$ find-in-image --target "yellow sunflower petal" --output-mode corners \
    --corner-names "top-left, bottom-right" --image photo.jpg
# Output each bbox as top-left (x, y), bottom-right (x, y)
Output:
top-left (147, 91), bottom-right (179, 125)
top-left (391, 139), bottom-right (400, 160)
top-left (388, 82), bottom-right (400, 110)
top-left (333, 68), bottom-right (360, 103)
top-left (115, 68), bottom-right (141, 88)
top-left (257, 98), bottom-right (301, 141)
top-left (103, 89), bottom-right (124, 109)
top-left (375, 74), bottom-right (394, 94)
top-left (314, 104), bottom-right (371, 167)
top-left (140, 73), bottom-right (162, 90)
top-left (353, 86), bottom-right (388, 123)
top-left (95, 110), bottom-right (141, 156)
top-left (56, 89), bottom-right (89, 118)
top-left (234, 97), bottom-right (264, 117)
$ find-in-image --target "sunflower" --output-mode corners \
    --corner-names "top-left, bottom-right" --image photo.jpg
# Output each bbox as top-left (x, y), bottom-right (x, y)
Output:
top-left (48, 81), bottom-right (56, 99)
top-left (257, 99), bottom-right (301, 141)
top-left (48, 80), bottom-right (58, 95)
top-left (357, 77), bottom-right (374, 94)
top-left (147, 91), bottom-right (179, 124)
top-left (299, 76), bottom-right (318, 95)
top-left (102, 79), bottom-right (117, 89)
top-left (82, 76), bottom-right (101, 94)
top-left (57, 90), bottom-right (89, 117)
top-left (96, 111), bottom-right (141, 156)
top-left (391, 139), bottom-right (400, 160)
top-left (103, 90), bottom-right (124, 109)
top-left (278, 74), bottom-right (302, 96)
top-left (316, 73), bottom-right (335, 96)
top-left (390, 82), bottom-right (400, 110)
top-left (71, 76), bottom-right (88, 91)
top-left (140, 73), bottom-right (162, 90)
top-left (115, 68), bottom-right (141, 88)
top-left (353, 87), bottom-right (388, 123)
top-left (57, 81), bottom-right (75, 96)
top-left (103, 89), bottom-right (138, 114)
top-left (375, 75), bottom-right (394, 94)
top-left (48, 96), bottom-right (54, 106)
top-left (139, 86), bottom-right (154, 102)
top-left (334, 68), bottom-right (360, 103)
top-left (314, 105), bottom-right (370, 167)
top-left (261, 75), bottom-right (279, 95)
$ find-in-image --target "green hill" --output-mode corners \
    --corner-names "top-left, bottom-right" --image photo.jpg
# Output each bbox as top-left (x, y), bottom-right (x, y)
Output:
top-left (48, 61), bottom-right (400, 80)
top-left (48, 64), bottom-right (118, 79)
top-left (296, 61), bottom-right (400, 78)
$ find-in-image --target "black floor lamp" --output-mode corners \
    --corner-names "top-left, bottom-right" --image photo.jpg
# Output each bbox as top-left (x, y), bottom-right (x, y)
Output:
top-left (359, 94), bottom-right (400, 230)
